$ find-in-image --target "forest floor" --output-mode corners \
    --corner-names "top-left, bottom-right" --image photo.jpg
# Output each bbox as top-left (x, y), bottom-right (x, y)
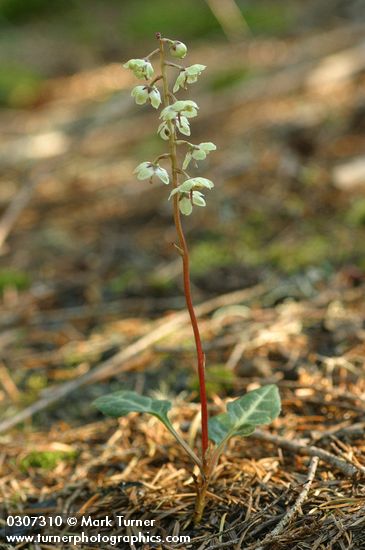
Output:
top-left (0, 16), bottom-right (365, 550)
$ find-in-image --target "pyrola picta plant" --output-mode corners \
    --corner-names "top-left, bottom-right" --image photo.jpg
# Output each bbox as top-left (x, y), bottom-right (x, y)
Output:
top-left (94, 34), bottom-right (281, 523)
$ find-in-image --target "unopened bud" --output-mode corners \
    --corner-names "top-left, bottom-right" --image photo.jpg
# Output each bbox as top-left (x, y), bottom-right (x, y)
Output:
top-left (169, 40), bottom-right (187, 59)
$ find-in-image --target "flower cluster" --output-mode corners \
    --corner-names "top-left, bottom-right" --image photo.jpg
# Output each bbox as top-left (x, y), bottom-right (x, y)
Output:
top-left (123, 37), bottom-right (216, 215)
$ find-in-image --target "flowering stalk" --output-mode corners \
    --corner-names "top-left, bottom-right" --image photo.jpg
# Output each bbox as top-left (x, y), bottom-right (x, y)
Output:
top-left (157, 33), bottom-right (209, 461)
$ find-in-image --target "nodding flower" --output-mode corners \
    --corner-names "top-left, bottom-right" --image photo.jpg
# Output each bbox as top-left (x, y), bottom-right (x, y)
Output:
top-left (178, 191), bottom-right (206, 215)
top-left (173, 65), bottom-right (206, 93)
top-left (168, 177), bottom-right (214, 215)
top-left (160, 100), bottom-right (199, 121)
top-left (158, 115), bottom-right (191, 139)
top-left (131, 85), bottom-right (161, 109)
top-left (123, 58), bottom-right (154, 79)
top-left (133, 162), bottom-right (169, 185)
top-left (182, 142), bottom-right (216, 169)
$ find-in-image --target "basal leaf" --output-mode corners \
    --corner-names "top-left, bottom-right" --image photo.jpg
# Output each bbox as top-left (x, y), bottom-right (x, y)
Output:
top-left (209, 415), bottom-right (255, 445)
top-left (94, 390), bottom-right (202, 469)
top-left (94, 390), bottom-right (173, 431)
top-left (208, 385), bottom-right (281, 445)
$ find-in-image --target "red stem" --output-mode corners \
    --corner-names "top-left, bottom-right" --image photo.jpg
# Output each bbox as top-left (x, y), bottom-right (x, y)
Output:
top-left (174, 211), bottom-right (209, 458)
top-left (158, 37), bottom-right (209, 459)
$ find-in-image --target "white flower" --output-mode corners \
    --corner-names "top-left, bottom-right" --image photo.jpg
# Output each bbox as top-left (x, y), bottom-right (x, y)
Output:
top-left (134, 161), bottom-right (154, 180)
top-left (176, 116), bottom-right (191, 136)
top-left (134, 162), bottom-right (169, 184)
top-left (160, 100), bottom-right (198, 121)
top-left (192, 190), bottom-right (206, 207)
top-left (173, 64), bottom-right (206, 93)
top-left (169, 177), bottom-right (214, 197)
top-left (179, 197), bottom-right (193, 215)
top-left (131, 85), bottom-right (149, 105)
top-left (168, 177), bottom-right (213, 215)
top-left (148, 87), bottom-right (161, 108)
top-left (157, 116), bottom-right (191, 139)
top-left (157, 121), bottom-right (171, 140)
top-left (175, 191), bottom-right (207, 216)
top-left (158, 102), bottom-right (197, 139)
top-left (131, 85), bottom-right (161, 108)
top-left (169, 40), bottom-right (187, 59)
top-left (123, 59), bottom-right (154, 79)
top-left (182, 142), bottom-right (216, 169)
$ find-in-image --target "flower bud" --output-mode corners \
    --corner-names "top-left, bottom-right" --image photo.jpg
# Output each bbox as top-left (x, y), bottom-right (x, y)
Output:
top-left (169, 40), bottom-right (187, 59)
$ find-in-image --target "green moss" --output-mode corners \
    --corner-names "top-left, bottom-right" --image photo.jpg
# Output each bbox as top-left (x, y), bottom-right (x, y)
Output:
top-left (346, 198), bottom-right (365, 226)
top-left (190, 240), bottom-right (235, 276)
top-left (108, 269), bottom-right (137, 293)
top-left (63, 348), bottom-right (100, 368)
top-left (190, 364), bottom-right (235, 398)
top-left (267, 234), bottom-right (332, 273)
top-left (0, 269), bottom-right (30, 292)
top-left (147, 273), bottom-right (175, 293)
top-left (20, 450), bottom-right (77, 472)
top-left (26, 373), bottom-right (48, 392)
top-left (0, 66), bottom-right (43, 107)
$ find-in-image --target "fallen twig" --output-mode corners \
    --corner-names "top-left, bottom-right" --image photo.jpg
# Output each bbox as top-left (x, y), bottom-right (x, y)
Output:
top-left (0, 177), bottom-right (40, 252)
top-left (252, 430), bottom-right (365, 478)
top-left (0, 361), bottom-right (21, 401)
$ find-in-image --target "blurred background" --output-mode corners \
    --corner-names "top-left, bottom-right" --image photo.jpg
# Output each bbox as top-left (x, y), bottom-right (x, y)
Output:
top-left (0, 0), bottom-right (365, 422)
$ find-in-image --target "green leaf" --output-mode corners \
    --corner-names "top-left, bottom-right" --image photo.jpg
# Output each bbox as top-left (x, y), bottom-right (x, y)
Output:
top-left (94, 390), bottom-right (173, 431)
top-left (208, 385), bottom-right (281, 445)
top-left (94, 390), bottom-right (203, 470)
